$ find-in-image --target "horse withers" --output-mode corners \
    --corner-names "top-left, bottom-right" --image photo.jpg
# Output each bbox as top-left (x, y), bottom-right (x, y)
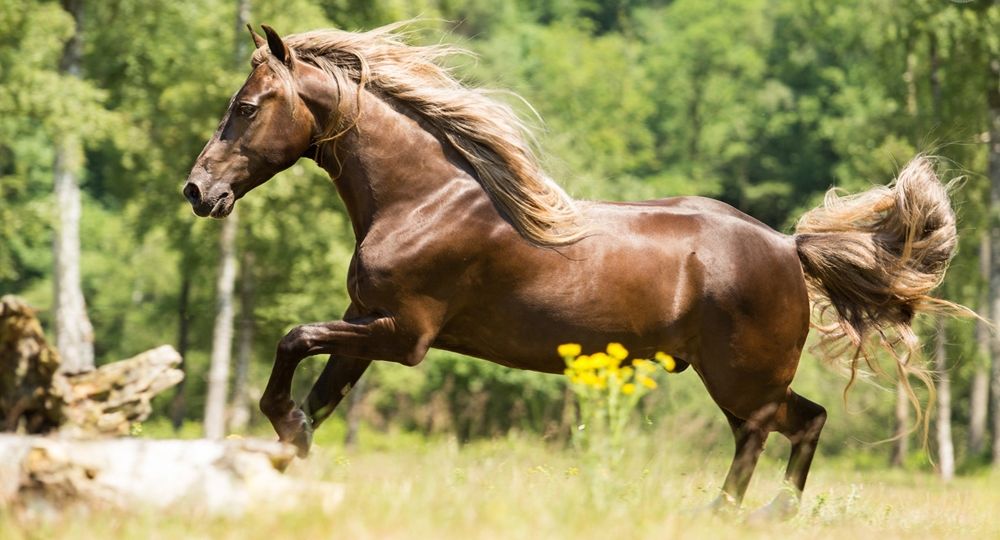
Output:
top-left (184, 23), bottom-right (960, 520)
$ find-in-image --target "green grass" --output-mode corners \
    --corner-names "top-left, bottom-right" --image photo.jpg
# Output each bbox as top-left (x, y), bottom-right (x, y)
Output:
top-left (2, 428), bottom-right (998, 540)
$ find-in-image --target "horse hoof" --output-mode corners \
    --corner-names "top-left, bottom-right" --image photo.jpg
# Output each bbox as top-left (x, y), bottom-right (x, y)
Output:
top-left (745, 491), bottom-right (799, 523)
top-left (277, 408), bottom-right (313, 459)
top-left (693, 493), bottom-right (740, 519)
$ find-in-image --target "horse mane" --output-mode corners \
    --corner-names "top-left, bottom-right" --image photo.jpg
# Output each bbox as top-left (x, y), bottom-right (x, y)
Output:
top-left (252, 22), bottom-right (586, 246)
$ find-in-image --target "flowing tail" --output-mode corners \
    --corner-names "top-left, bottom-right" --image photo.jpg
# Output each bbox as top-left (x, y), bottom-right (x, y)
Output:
top-left (793, 156), bottom-right (964, 406)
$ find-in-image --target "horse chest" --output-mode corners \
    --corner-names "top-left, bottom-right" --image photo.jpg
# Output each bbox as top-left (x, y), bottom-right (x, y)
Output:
top-left (345, 239), bottom-right (450, 311)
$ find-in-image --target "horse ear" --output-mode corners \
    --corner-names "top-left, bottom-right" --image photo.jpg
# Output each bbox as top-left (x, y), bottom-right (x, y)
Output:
top-left (247, 24), bottom-right (266, 49)
top-left (261, 24), bottom-right (293, 67)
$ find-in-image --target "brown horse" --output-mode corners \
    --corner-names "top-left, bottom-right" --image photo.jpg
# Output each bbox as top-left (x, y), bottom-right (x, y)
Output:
top-left (184, 24), bottom-right (958, 520)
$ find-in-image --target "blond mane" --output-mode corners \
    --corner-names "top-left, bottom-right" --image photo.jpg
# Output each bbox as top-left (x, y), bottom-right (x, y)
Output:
top-left (253, 22), bottom-right (586, 246)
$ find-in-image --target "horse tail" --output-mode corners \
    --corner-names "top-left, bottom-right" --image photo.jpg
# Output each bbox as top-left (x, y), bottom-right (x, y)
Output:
top-left (792, 155), bottom-right (966, 433)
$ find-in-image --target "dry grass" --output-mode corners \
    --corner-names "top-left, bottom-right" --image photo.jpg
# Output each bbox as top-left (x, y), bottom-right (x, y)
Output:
top-left (2, 431), bottom-right (998, 540)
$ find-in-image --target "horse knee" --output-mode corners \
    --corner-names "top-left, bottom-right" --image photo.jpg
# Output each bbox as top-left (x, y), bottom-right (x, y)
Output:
top-left (277, 325), bottom-right (312, 359)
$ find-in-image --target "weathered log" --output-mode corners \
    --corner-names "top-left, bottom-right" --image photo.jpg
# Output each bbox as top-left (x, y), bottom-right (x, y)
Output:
top-left (60, 345), bottom-right (184, 437)
top-left (0, 296), bottom-right (63, 433)
top-left (0, 435), bottom-right (343, 517)
top-left (1, 296), bottom-right (183, 436)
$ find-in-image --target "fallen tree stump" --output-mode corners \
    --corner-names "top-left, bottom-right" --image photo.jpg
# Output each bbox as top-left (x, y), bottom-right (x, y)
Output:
top-left (0, 435), bottom-right (344, 517)
top-left (1, 295), bottom-right (183, 436)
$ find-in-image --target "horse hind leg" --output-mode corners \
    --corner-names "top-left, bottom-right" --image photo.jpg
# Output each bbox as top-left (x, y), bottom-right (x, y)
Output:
top-left (707, 405), bottom-right (778, 515)
top-left (746, 390), bottom-right (827, 522)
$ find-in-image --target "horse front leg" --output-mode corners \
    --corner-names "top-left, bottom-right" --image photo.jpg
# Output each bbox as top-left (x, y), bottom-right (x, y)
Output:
top-left (304, 356), bottom-right (371, 432)
top-left (259, 315), bottom-right (430, 457)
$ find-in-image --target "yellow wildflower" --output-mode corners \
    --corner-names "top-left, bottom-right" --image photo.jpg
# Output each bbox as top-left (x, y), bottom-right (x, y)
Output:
top-left (638, 375), bottom-right (658, 389)
top-left (558, 343), bottom-right (582, 358)
top-left (634, 359), bottom-right (656, 373)
top-left (591, 352), bottom-right (611, 368)
top-left (606, 342), bottom-right (628, 361)
top-left (656, 352), bottom-right (677, 372)
top-left (570, 355), bottom-right (591, 370)
top-left (622, 383), bottom-right (636, 395)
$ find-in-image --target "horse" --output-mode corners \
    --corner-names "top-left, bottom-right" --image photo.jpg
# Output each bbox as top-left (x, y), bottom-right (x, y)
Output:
top-left (183, 23), bottom-right (959, 520)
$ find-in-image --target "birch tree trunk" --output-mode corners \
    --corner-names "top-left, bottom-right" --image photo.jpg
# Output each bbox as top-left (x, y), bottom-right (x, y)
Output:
top-left (891, 40), bottom-right (919, 468)
top-left (988, 54), bottom-right (1000, 467)
top-left (928, 33), bottom-right (954, 482)
top-left (203, 0), bottom-right (251, 440)
top-left (53, 0), bottom-right (94, 374)
top-left (934, 318), bottom-right (954, 481)
top-left (970, 233), bottom-right (990, 456)
top-left (203, 213), bottom-right (238, 439)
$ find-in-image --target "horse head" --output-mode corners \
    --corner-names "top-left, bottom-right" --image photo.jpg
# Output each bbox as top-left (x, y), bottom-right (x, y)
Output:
top-left (183, 25), bottom-right (325, 218)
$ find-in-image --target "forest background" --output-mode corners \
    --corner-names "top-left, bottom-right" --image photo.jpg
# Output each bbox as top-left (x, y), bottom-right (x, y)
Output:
top-left (2, 0), bottom-right (999, 479)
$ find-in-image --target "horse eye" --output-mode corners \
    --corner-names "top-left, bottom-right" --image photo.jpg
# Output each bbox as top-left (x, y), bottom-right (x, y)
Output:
top-left (237, 103), bottom-right (258, 118)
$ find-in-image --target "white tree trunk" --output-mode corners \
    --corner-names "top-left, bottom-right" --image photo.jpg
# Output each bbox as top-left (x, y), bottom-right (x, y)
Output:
top-left (934, 319), bottom-right (954, 481)
top-left (970, 233), bottom-right (990, 455)
top-left (53, 0), bottom-right (94, 374)
top-left (209, 0), bottom-right (254, 437)
top-left (204, 214), bottom-right (239, 440)
top-left (989, 55), bottom-right (1000, 467)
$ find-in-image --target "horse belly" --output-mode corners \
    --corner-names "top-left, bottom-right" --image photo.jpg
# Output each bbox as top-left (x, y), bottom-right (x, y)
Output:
top-left (432, 243), bottom-right (703, 373)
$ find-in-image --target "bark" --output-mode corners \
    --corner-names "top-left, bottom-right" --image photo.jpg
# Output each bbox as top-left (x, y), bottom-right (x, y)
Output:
top-left (970, 233), bottom-right (990, 456)
top-left (934, 318), bottom-right (954, 482)
top-left (229, 250), bottom-right (255, 432)
top-left (53, 0), bottom-right (94, 373)
top-left (1, 297), bottom-right (63, 433)
top-left (203, 214), bottom-right (238, 439)
top-left (988, 54), bottom-right (1000, 466)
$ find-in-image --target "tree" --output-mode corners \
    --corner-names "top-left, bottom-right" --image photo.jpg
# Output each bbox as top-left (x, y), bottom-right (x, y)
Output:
top-left (52, 0), bottom-right (95, 373)
top-left (989, 50), bottom-right (1000, 466)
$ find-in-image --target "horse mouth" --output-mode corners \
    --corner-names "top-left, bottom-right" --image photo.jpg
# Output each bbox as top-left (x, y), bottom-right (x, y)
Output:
top-left (209, 197), bottom-right (235, 219)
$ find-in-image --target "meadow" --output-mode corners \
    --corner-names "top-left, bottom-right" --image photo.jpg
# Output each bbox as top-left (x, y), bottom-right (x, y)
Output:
top-left (3, 414), bottom-right (998, 540)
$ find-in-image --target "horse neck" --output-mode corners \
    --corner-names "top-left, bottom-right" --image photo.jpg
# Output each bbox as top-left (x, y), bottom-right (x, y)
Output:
top-left (314, 84), bottom-right (472, 241)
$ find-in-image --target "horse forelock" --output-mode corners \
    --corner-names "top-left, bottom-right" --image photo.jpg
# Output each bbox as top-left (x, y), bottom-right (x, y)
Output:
top-left (255, 21), bottom-right (587, 246)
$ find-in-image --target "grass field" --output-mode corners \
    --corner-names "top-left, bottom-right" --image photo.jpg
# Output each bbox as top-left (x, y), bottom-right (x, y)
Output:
top-left (3, 426), bottom-right (998, 540)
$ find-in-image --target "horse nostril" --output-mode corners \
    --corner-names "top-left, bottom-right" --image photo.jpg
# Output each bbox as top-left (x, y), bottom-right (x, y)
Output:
top-left (183, 182), bottom-right (201, 204)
